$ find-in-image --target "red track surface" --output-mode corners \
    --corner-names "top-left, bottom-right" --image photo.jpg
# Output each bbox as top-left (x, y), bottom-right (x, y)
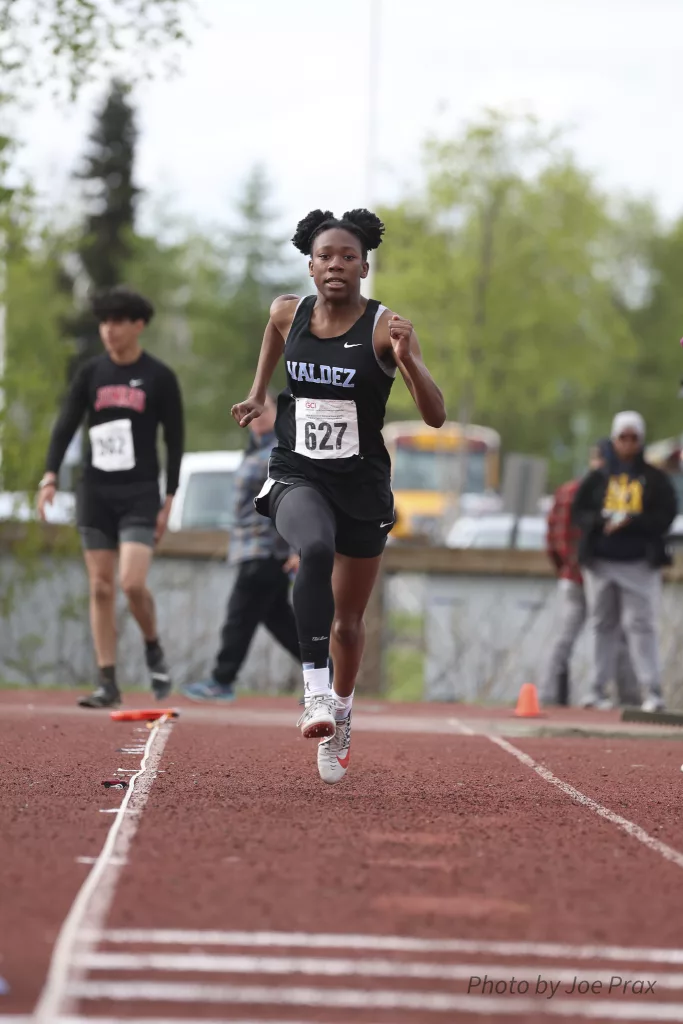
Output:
top-left (3, 690), bottom-right (683, 1023)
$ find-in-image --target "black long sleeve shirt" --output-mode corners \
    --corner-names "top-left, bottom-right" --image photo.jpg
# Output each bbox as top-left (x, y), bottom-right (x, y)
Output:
top-left (45, 351), bottom-right (184, 494)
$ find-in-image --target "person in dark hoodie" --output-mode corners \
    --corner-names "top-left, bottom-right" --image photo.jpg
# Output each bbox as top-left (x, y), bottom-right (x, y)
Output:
top-left (182, 392), bottom-right (301, 701)
top-left (572, 411), bottom-right (677, 712)
top-left (542, 438), bottom-right (639, 707)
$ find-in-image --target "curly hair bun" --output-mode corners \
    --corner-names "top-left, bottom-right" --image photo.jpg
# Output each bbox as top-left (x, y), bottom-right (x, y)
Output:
top-left (291, 209), bottom-right (335, 255)
top-left (341, 209), bottom-right (385, 251)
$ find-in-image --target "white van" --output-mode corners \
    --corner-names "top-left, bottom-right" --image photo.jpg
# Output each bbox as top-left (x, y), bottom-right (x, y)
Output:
top-left (167, 450), bottom-right (244, 532)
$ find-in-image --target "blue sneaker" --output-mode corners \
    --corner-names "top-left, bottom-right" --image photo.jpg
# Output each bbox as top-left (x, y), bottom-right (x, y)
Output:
top-left (182, 679), bottom-right (236, 703)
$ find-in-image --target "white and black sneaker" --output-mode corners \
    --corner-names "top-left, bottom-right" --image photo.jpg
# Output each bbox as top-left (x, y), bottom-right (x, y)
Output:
top-left (146, 644), bottom-right (172, 701)
top-left (296, 694), bottom-right (340, 739)
top-left (318, 713), bottom-right (352, 784)
top-left (78, 679), bottom-right (121, 709)
top-left (641, 695), bottom-right (666, 713)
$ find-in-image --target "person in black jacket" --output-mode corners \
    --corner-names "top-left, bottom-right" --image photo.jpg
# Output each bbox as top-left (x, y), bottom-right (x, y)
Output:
top-left (37, 287), bottom-right (184, 709)
top-left (572, 411), bottom-right (677, 712)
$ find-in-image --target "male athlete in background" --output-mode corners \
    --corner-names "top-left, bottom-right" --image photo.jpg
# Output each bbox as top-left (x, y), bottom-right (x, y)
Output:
top-left (38, 286), bottom-right (184, 708)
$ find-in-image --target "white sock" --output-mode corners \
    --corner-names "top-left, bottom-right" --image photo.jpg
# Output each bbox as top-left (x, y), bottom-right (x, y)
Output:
top-left (303, 663), bottom-right (330, 705)
top-left (334, 689), bottom-right (354, 721)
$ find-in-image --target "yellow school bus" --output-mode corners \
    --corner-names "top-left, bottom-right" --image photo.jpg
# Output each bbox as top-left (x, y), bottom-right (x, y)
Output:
top-left (383, 421), bottom-right (502, 541)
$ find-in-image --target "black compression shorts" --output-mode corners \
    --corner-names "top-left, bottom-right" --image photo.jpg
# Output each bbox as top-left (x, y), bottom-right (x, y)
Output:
top-left (77, 481), bottom-right (160, 550)
top-left (261, 480), bottom-right (394, 559)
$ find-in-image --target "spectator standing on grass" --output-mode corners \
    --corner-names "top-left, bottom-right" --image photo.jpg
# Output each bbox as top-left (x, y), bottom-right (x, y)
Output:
top-left (572, 412), bottom-right (676, 712)
top-left (182, 392), bottom-right (301, 702)
top-left (542, 439), bottom-right (640, 707)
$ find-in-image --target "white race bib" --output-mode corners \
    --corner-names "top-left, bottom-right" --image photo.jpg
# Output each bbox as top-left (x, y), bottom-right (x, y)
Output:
top-left (294, 398), bottom-right (359, 460)
top-left (89, 418), bottom-right (135, 472)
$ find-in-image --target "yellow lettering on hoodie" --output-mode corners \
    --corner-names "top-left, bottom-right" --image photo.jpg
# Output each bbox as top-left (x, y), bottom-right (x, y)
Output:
top-left (604, 474), bottom-right (643, 515)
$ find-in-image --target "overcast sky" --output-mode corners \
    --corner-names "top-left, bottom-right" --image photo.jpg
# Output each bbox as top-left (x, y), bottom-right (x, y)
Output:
top-left (12, 0), bottom-right (683, 236)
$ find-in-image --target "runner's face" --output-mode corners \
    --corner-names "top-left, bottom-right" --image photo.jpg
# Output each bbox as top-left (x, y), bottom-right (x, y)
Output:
top-left (99, 317), bottom-right (145, 357)
top-left (309, 228), bottom-right (368, 302)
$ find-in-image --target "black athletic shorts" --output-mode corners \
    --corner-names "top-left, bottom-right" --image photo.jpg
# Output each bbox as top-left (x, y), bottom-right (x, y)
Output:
top-left (76, 480), bottom-right (160, 550)
top-left (260, 480), bottom-right (394, 559)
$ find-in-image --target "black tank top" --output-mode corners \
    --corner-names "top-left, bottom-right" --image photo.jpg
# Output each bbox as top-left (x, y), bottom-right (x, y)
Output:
top-left (269, 295), bottom-right (396, 521)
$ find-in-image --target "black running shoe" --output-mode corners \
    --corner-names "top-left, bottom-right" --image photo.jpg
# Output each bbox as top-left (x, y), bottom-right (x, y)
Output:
top-left (146, 645), bottom-right (172, 700)
top-left (78, 683), bottom-right (122, 709)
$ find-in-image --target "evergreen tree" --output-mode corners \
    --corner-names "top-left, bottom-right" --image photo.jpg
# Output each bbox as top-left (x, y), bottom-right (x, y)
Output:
top-left (66, 79), bottom-right (140, 374)
top-left (182, 167), bottom-right (302, 449)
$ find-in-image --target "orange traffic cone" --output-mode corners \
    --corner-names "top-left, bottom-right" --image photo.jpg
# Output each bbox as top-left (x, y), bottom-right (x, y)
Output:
top-left (514, 683), bottom-right (543, 718)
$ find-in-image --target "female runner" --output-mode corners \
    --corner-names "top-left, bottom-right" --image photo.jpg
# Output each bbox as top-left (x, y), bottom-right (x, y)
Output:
top-left (232, 208), bottom-right (446, 783)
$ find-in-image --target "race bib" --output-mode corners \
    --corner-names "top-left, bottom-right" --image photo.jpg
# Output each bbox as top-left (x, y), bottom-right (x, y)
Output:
top-left (294, 398), bottom-right (359, 460)
top-left (89, 419), bottom-right (135, 472)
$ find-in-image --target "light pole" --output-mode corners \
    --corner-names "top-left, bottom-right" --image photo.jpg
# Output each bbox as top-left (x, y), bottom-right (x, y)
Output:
top-left (364, 0), bottom-right (381, 299)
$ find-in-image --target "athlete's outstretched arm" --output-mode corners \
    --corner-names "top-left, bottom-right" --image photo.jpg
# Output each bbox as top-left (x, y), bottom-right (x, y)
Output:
top-left (231, 294), bottom-right (299, 428)
top-left (383, 314), bottom-right (446, 428)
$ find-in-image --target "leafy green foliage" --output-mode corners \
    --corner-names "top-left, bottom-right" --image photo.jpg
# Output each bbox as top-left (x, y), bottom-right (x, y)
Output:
top-left (376, 111), bottom-right (643, 483)
top-left (621, 216), bottom-right (683, 441)
top-left (2, 222), bottom-right (73, 490)
top-left (125, 167), bottom-right (304, 452)
top-left (0, 0), bottom-right (192, 100)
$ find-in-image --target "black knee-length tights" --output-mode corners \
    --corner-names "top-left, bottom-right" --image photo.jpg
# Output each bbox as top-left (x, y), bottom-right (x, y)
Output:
top-left (274, 486), bottom-right (336, 669)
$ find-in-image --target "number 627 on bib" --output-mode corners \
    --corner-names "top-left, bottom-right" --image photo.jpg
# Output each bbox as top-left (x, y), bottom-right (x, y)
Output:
top-left (294, 398), bottom-right (359, 460)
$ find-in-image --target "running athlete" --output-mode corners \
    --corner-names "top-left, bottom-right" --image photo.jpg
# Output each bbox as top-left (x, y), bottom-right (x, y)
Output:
top-left (232, 209), bottom-right (446, 784)
top-left (37, 286), bottom-right (184, 709)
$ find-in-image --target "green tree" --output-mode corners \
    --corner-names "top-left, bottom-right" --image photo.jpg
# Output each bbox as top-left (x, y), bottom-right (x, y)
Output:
top-left (66, 78), bottom-right (140, 373)
top-left (2, 219), bottom-right (72, 490)
top-left (376, 110), bottom-right (640, 483)
top-left (620, 215), bottom-right (683, 442)
top-left (0, 0), bottom-right (191, 100)
top-left (125, 168), bottom-right (303, 451)
top-left (78, 79), bottom-right (140, 288)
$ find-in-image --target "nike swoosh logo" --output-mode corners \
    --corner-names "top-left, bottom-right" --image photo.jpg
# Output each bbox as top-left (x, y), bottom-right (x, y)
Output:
top-left (344, 342), bottom-right (362, 348)
top-left (129, 379), bottom-right (143, 387)
top-left (337, 751), bottom-right (351, 769)
top-left (380, 521), bottom-right (394, 528)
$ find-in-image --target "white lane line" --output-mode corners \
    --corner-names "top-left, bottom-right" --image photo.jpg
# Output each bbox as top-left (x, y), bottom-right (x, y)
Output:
top-left (0, 1019), bottom-right (343, 1024)
top-left (449, 716), bottom-right (683, 871)
top-left (484, 731), bottom-right (683, 870)
top-left (448, 718), bottom-right (475, 736)
top-left (76, 857), bottom-right (127, 866)
top-left (33, 720), bottom-right (172, 1024)
top-left (75, 951), bottom-right (683, 989)
top-left (66, 980), bottom-right (683, 1019)
top-left (0, 1018), bottom-right (354, 1024)
top-left (97, 929), bottom-right (683, 965)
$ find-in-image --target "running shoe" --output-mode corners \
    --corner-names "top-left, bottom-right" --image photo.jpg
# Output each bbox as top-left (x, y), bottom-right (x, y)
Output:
top-left (78, 682), bottom-right (121, 709)
top-left (296, 693), bottom-right (339, 739)
top-left (146, 645), bottom-right (172, 700)
top-left (580, 695), bottom-right (614, 710)
top-left (641, 695), bottom-right (665, 713)
top-left (182, 679), bottom-right (236, 703)
top-left (318, 712), bottom-right (352, 784)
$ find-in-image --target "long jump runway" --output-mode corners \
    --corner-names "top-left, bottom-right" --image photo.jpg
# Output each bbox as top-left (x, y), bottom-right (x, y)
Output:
top-left (3, 691), bottom-right (683, 1023)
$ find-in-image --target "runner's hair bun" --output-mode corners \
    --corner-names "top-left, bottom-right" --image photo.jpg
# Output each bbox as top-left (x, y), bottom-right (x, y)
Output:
top-left (291, 208), bottom-right (385, 257)
top-left (341, 209), bottom-right (385, 251)
top-left (291, 210), bottom-right (335, 254)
